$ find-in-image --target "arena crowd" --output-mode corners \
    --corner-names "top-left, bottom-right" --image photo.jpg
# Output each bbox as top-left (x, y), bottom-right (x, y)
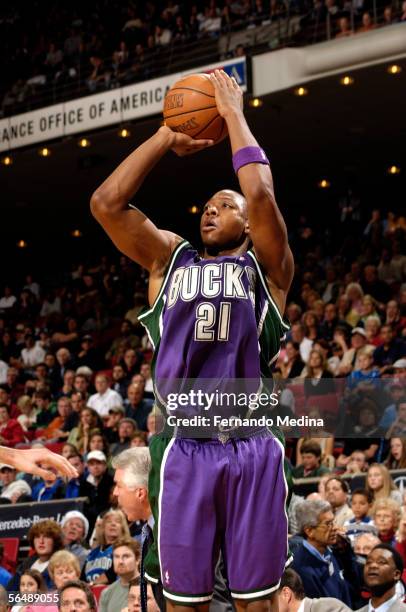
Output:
top-left (1, 0), bottom-right (405, 116)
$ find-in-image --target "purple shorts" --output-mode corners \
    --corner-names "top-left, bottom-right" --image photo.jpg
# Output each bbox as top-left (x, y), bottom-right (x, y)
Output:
top-left (157, 431), bottom-right (288, 603)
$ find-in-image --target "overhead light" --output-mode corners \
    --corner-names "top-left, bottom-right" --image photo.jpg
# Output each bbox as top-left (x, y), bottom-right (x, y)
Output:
top-left (387, 165), bottom-right (400, 175)
top-left (71, 229), bottom-right (83, 238)
top-left (294, 87), bottom-right (308, 97)
top-left (249, 98), bottom-right (263, 108)
top-left (38, 147), bottom-right (51, 157)
top-left (188, 205), bottom-right (200, 214)
top-left (17, 240), bottom-right (27, 248)
top-left (387, 64), bottom-right (401, 75)
top-left (118, 128), bottom-right (131, 138)
top-left (1, 155), bottom-right (13, 166)
top-left (78, 138), bottom-right (91, 148)
top-left (318, 179), bottom-right (330, 189)
top-left (340, 75), bottom-right (354, 86)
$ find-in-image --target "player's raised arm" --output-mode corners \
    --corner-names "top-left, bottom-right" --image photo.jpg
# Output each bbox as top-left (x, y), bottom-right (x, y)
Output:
top-left (90, 126), bottom-right (213, 272)
top-left (211, 70), bottom-right (294, 306)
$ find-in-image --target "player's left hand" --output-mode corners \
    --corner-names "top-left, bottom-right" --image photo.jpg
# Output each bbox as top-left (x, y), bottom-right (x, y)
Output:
top-left (210, 69), bottom-right (243, 119)
top-left (3, 447), bottom-right (78, 480)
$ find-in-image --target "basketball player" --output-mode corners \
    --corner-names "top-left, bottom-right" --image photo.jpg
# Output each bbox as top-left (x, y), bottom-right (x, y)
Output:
top-left (0, 446), bottom-right (77, 479)
top-left (91, 70), bottom-right (294, 612)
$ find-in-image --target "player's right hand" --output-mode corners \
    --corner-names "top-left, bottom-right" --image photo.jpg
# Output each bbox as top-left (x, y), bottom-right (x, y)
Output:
top-left (4, 447), bottom-right (78, 480)
top-left (159, 126), bottom-right (214, 157)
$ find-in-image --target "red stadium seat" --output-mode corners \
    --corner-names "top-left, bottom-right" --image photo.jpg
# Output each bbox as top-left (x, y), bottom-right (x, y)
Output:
top-left (0, 537), bottom-right (19, 573)
top-left (91, 584), bottom-right (108, 603)
top-left (305, 394), bottom-right (339, 418)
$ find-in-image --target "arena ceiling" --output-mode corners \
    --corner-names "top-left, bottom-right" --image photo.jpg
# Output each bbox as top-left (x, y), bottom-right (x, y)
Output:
top-left (1, 58), bottom-right (405, 265)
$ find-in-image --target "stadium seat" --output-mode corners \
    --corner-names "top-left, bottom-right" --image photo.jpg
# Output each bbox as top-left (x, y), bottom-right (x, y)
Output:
top-left (90, 584), bottom-right (108, 603)
top-left (0, 538), bottom-right (19, 573)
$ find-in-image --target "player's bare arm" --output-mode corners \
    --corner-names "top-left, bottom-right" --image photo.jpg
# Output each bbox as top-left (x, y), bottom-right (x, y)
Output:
top-left (90, 127), bottom-right (213, 303)
top-left (211, 70), bottom-right (294, 313)
top-left (0, 446), bottom-right (78, 480)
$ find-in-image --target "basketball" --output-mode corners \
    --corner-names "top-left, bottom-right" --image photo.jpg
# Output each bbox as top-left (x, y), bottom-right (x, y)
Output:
top-left (163, 73), bottom-right (228, 144)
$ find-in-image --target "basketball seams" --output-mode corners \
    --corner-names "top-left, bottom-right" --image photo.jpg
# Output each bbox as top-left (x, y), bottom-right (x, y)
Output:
top-left (193, 113), bottom-right (222, 139)
top-left (164, 105), bottom-right (217, 120)
top-left (167, 86), bottom-right (215, 98)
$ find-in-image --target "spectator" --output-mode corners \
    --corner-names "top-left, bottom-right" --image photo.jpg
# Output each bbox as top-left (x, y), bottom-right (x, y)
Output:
top-left (48, 550), bottom-right (81, 590)
top-left (32, 467), bottom-right (65, 502)
top-left (364, 315), bottom-right (382, 346)
top-left (104, 406), bottom-right (124, 444)
top-left (292, 440), bottom-right (331, 478)
top-left (359, 545), bottom-right (406, 611)
top-left (83, 509), bottom-right (130, 584)
top-left (111, 419), bottom-right (138, 456)
top-left (292, 499), bottom-right (356, 606)
top-left (80, 450), bottom-right (114, 530)
top-left (366, 464), bottom-right (402, 505)
top-left (68, 407), bottom-right (102, 453)
top-left (344, 489), bottom-right (376, 542)
top-left (0, 404), bottom-right (26, 447)
top-left (65, 453), bottom-right (86, 498)
top-left (339, 327), bottom-right (374, 375)
top-left (343, 450), bottom-right (368, 474)
top-left (120, 348), bottom-right (142, 381)
top-left (353, 533), bottom-right (381, 558)
top-left (42, 396), bottom-right (72, 441)
top-left (276, 568), bottom-right (351, 611)
top-left (21, 333), bottom-right (46, 368)
top-left (58, 580), bottom-right (97, 612)
top-left (0, 286), bottom-right (17, 311)
top-left (8, 519), bottom-right (64, 590)
top-left (303, 350), bottom-right (335, 397)
top-left (16, 394), bottom-right (38, 431)
top-left (124, 384), bottom-right (153, 430)
top-left (373, 326), bottom-right (406, 371)
top-left (347, 348), bottom-right (380, 389)
top-left (344, 283), bottom-right (364, 326)
top-left (0, 463), bottom-right (31, 503)
top-left (61, 511), bottom-right (90, 570)
top-left (88, 432), bottom-right (110, 461)
top-left (111, 365), bottom-right (128, 398)
top-left (325, 478), bottom-right (354, 526)
top-left (127, 577), bottom-right (160, 612)
top-left (386, 400), bottom-right (406, 438)
top-left (280, 341), bottom-right (305, 378)
top-left (385, 438), bottom-right (406, 469)
top-left (291, 323), bottom-right (313, 363)
top-left (88, 374), bottom-right (123, 418)
top-left (99, 539), bottom-right (141, 612)
top-left (357, 11), bottom-right (376, 32)
top-left (372, 498), bottom-right (402, 547)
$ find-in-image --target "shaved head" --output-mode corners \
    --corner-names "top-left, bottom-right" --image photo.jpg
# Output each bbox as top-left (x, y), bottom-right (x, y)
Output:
top-left (200, 189), bottom-right (249, 254)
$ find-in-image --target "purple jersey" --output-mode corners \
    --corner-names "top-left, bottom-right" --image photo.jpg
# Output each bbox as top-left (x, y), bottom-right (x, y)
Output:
top-left (139, 241), bottom-right (288, 416)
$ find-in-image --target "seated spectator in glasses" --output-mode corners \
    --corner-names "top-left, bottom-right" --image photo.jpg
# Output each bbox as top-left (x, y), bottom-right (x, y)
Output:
top-left (325, 478), bottom-right (354, 527)
top-left (125, 577), bottom-right (160, 612)
top-left (61, 511), bottom-right (90, 570)
top-left (8, 520), bottom-right (64, 590)
top-left (372, 499), bottom-right (401, 548)
top-left (291, 500), bottom-right (356, 607)
top-left (293, 440), bottom-right (331, 478)
top-left (100, 539), bottom-right (140, 612)
top-left (0, 464), bottom-right (31, 503)
top-left (0, 404), bottom-right (26, 446)
top-left (347, 348), bottom-right (380, 389)
top-left (385, 438), bottom-right (406, 470)
top-left (359, 545), bottom-right (406, 612)
top-left (58, 580), bottom-right (97, 612)
top-left (344, 489), bottom-right (376, 543)
top-left (385, 400), bottom-right (406, 439)
top-left (366, 463), bottom-right (402, 505)
top-left (276, 568), bottom-right (351, 611)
